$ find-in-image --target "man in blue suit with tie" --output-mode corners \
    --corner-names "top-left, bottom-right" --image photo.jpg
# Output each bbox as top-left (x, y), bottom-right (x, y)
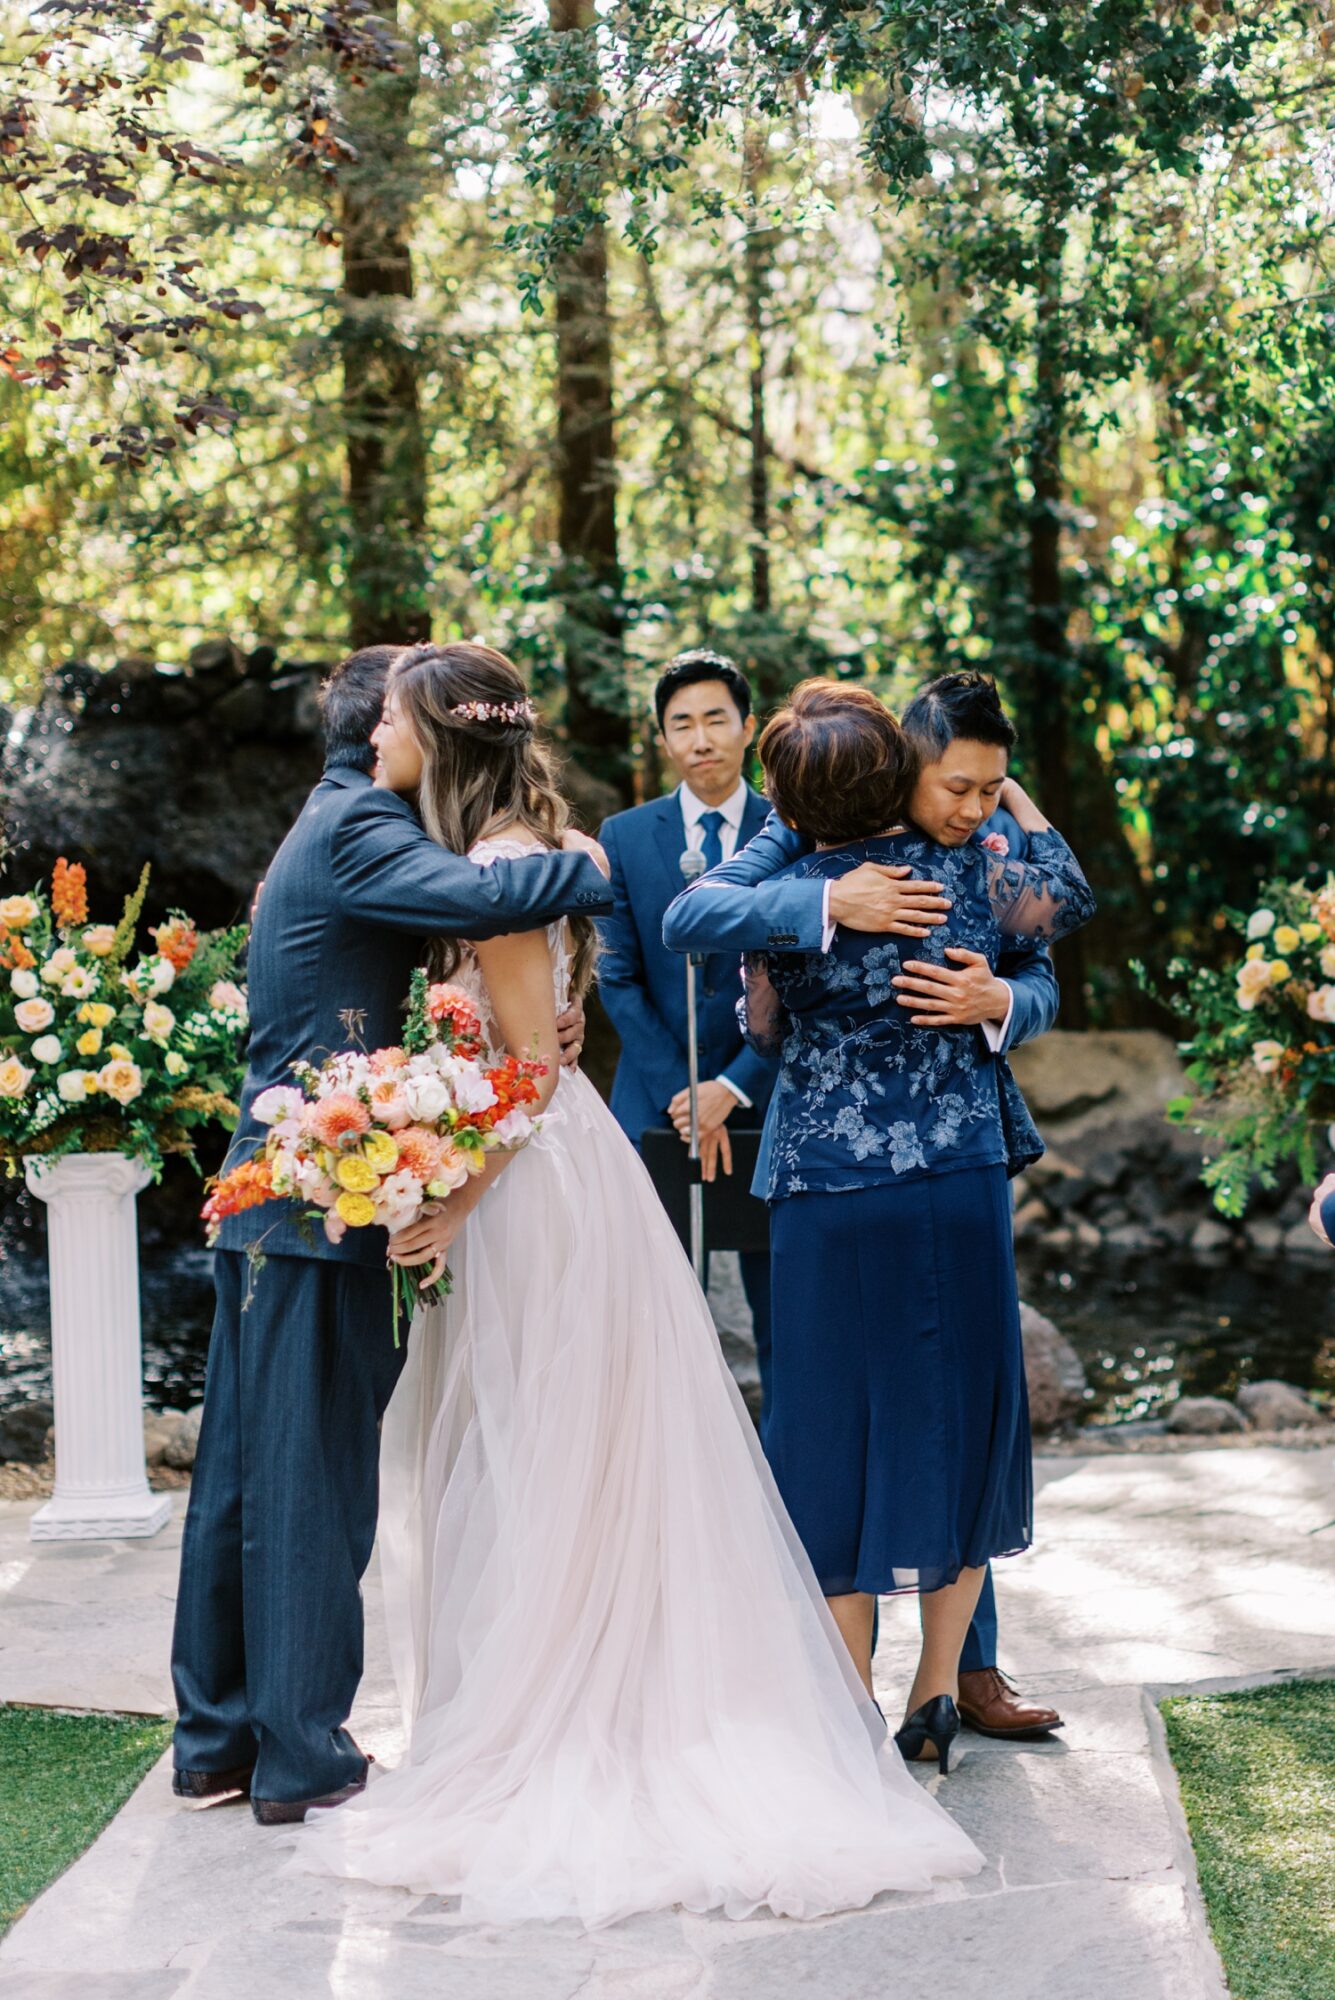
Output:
top-left (597, 650), bottom-right (777, 1411)
top-left (663, 670), bottom-right (1066, 1743)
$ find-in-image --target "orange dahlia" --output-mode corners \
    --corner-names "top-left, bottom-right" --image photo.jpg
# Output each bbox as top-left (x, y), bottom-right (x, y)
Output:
top-left (51, 858), bottom-right (89, 928)
top-left (393, 1127), bottom-right (443, 1182)
top-left (309, 1092), bottom-right (372, 1151)
top-left (153, 917), bottom-right (199, 971)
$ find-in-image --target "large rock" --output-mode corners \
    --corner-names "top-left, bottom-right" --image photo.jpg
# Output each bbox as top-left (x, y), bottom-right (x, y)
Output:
top-left (163, 1403), bottom-right (205, 1470)
top-left (1164, 1395), bottom-right (1248, 1435)
top-left (1009, 1031), bottom-right (1189, 1141)
top-left (0, 1398), bottom-right (54, 1464)
top-left (1020, 1302), bottom-right (1088, 1432)
top-left (1236, 1381), bottom-right (1327, 1432)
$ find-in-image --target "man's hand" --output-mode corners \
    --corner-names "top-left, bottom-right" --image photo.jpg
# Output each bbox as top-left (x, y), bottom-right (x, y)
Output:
top-left (828, 864), bottom-right (950, 938)
top-left (892, 947), bottom-right (1010, 1029)
top-left (668, 1079), bottom-right (738, 1143)
top-left (1309, 1172), bottom-right (1335, 1247)
top-left (556, 994), bottom-right (585, 1070)
top-left (668, 1079), bottom-right (737, 1181)
top-left (387, 1194), bottom-right (476, 1289)
top-left (561, 827), bottom-right (611, 879)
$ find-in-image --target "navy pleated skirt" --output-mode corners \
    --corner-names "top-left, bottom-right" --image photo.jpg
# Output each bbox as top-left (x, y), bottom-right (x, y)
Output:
top-left (765, 1165), bottom-right (1032, 1597)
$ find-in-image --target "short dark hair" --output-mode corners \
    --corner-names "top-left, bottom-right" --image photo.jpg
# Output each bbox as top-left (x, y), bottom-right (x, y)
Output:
top-left (901, 672), bottom-right (1016, 760)
top-left (318, 644), bottom-right (404, 766)
top-left (654, 649), bottom-right (752, 731)
top-left (758, 680), bottom-right (915, 844)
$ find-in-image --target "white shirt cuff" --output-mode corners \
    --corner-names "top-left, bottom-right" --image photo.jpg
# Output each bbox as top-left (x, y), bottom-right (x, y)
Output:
top-left (979, 982), bottom-right (1015, 1054)
top-left (716, 1075), bottom-right (753, 1110)
top-left (820, 880), bottom-right (835, 952)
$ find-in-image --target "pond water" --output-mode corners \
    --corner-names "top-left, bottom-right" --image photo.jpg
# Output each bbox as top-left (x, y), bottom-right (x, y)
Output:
top-left (2, 1200), bottom-right (1333, 1426)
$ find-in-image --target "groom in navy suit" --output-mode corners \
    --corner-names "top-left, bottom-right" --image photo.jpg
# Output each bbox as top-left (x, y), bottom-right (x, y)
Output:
top-left (597, 651), bottom-right (777, 1411)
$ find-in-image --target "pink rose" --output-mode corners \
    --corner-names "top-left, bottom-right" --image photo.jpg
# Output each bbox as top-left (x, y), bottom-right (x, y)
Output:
top-left (980, 831), bottom-right (1010, 856)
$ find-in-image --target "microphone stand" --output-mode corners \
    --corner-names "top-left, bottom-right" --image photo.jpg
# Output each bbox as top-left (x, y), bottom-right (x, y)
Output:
top-left (678, 848), bottom-right (708, 1286)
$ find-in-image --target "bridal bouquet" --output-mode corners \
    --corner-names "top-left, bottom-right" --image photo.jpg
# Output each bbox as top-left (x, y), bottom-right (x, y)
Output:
top-left (203, 969), bottom-right (545, 1336)
top-left (0, 859), bottom-right (248, 1176)
top-left (1146, 876), bottom-right (1335, 1214)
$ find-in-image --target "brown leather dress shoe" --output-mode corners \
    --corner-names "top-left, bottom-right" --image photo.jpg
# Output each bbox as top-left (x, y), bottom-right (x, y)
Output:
top-left (957, 1667), bottom-right (1063, 1739)
top-left (251, 1776), bottom-right (367, 1826)
top-left (172, 1764), bottom-right (255, 1803)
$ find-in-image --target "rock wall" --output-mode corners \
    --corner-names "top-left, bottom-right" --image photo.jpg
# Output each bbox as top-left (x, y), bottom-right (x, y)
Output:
top-left (1008, 1029), bottom-right (1326, 1260)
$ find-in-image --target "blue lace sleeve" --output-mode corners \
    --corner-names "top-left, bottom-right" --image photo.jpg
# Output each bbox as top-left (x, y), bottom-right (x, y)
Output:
top-left (739, 954), bottom-right (788, 1056)
top-left (984, 827), bottom-right (1096, 943)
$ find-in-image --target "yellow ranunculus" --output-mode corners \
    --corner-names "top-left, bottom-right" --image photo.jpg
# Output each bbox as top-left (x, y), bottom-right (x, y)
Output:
top-left (82, 1071), bottom-right (100, 1092)
top-left (76, 1028), bottom-right (104, 1057)
top-left (334, 1190), bottom-right (377, 1227)
top-left (107, 1042), bottom-right (132, 1061)
top-left (78, 1001), bottom-right (116, 1028)
top-left (1245, 943), bottom-right (1267, 962)
top-left (335, 1155), bottom-right (379, 1194)
top-left (1273, 925), bottom-right (1301, 956)
top-left (1299, 922), bottom-right (1323, 945)
top-left (363, 1130), bottom-right (400, 1173)
top-left (1269, 959), bottom-right (1291, 986)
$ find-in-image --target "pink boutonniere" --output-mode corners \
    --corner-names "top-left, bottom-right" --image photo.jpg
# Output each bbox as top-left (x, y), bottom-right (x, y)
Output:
top-left (980, 831), bottom-right (1010, 856)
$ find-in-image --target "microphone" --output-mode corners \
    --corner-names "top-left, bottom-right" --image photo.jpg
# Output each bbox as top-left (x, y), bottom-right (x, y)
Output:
top-left (679, 849), bottom-right (707, 883)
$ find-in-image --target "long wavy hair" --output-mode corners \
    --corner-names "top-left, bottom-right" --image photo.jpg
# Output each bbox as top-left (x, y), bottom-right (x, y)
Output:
top-left (387, 641), bottom-right (598, 993)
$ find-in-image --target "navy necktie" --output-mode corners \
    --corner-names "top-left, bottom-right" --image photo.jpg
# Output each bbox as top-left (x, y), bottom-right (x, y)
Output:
top-left (699, 810), bottom-right (725, 874)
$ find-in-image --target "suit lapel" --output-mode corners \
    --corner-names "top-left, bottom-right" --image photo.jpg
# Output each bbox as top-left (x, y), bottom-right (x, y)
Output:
top-left (650, 793), bottom-right (689, 905)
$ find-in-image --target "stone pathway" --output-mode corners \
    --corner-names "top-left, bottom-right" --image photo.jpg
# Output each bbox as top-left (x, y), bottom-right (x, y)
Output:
top-left (2, 1443), bottom-right (1333, 2000)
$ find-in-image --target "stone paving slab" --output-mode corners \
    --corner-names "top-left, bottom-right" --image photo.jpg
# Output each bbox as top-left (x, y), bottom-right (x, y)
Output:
top-left (2, 1446), bottom-right (1332, 1999)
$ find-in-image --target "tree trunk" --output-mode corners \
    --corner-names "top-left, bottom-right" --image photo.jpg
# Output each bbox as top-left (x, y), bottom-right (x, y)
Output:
top-left (550, 0), bottom-right (631, 803)
top-left (1023, 210), bottom-right (1088, 1023)
top-left (339, 15), bottom-right (429, 652)
top-left (743, 129), bottom-right (772, 622)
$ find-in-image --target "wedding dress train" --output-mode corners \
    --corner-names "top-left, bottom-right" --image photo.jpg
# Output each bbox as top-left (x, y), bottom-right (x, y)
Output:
top-left (294, 838), bottom-right (983, 1926)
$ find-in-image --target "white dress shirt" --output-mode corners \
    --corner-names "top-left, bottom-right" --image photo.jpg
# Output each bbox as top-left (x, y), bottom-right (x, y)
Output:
top-left (679, 779), bottom-right (748, 864)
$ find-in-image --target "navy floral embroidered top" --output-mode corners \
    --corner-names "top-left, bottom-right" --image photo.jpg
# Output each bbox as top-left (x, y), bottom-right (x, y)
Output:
top-left (743, 826), bottom-right (1095, 1203)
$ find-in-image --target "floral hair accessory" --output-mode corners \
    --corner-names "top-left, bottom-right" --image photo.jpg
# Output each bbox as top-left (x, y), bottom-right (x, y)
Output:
top-left (449, 698), bottom-right (536, 726)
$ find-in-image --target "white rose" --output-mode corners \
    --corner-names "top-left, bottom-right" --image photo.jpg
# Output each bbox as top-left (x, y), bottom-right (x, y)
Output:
top-left (141, 1000), bottom-right (175, 1045)
top-left (31, 1035), bottom-right (63, 1064)
top-left (148, 958), bottom-right (176, 995)
top-left (1251, 1040), bottom-right (1284, 1076)
top-left (403, 1074), bottom-right (451, 1124)
top-left (252, 1084), bottom-right (305, 1132)
top-left (1246, 908), bottom-right (1276, 941)
top-left (40, 948), bottom-right (77, 987)
top-left (1307, 985), bottom-right (1335, 1025)
top-left (14, 997), bottom-right (55, 1033)
top-left (9, 969), bottom-right (38, 1000)
top-left (56, 1070), bottom-right (89, 1104)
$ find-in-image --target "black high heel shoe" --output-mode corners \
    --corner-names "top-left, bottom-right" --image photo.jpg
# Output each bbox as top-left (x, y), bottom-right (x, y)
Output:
top-left (894, 1695), bottom-right (962, 1775)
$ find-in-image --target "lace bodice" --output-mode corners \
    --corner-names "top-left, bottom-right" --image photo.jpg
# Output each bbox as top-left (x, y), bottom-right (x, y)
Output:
top-left (457, 834), bottom-right (573, 1054)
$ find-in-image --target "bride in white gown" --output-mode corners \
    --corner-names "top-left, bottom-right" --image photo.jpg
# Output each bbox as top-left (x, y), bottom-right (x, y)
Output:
top-left (294, 641), bottom-right (983, 1926)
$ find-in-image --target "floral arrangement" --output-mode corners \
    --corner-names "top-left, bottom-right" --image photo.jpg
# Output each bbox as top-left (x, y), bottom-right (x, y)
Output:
top-left (1146, 876), bottom-right (1335, 1214)
top-left (202, 968), bottom-right (545, 1336)
top-left (0, 860), bottom-right (248, 1175)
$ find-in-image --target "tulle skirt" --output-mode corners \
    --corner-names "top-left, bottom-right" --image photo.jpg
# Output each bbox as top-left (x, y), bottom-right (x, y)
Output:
top-left (293, 1069), bottom-right (982, 1926)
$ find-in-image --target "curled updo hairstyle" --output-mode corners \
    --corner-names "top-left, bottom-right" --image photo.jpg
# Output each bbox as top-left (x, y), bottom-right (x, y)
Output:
top-left (757, 679), bottom-right (916, 844)
top-left (388, 641), bottom-right (598, 993)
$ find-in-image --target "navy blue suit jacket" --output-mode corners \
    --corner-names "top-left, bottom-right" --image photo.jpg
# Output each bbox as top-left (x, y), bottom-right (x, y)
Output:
top-left (217, 756), bottom-right (612, 1266)
top-left (597, 786), bottom-right (778, 1144)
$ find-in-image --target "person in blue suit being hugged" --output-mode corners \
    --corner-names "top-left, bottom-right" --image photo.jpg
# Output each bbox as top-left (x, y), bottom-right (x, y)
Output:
top-left (664, 671), bottom-right (1072, 1747)
top-left (597, 650), bottom-right (778, 1412)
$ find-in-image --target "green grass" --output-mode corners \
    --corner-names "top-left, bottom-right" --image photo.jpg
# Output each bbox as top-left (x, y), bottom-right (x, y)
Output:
top-left (1161, 1678), bottom-right (1335, 2000)
top-left (0, 1705), bottom-right (171, 1937)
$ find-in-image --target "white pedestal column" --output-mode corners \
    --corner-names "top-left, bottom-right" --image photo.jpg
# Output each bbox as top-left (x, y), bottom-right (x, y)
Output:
top-left (24, 1152), bottom-right (171, 1542)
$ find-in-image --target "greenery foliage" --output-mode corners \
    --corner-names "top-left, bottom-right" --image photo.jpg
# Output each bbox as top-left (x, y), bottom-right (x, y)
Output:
top-left (0, 1705), bottom-right (172, 1937)
top-left (3, 2), bottom-right (1334, 1015)
top-left (1161, 1678), bottom-right (1335, 2000)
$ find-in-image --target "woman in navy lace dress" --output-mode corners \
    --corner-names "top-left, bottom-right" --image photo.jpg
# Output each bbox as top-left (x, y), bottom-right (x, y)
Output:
top-left (741, 681), bottom-right (1096, 1772)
